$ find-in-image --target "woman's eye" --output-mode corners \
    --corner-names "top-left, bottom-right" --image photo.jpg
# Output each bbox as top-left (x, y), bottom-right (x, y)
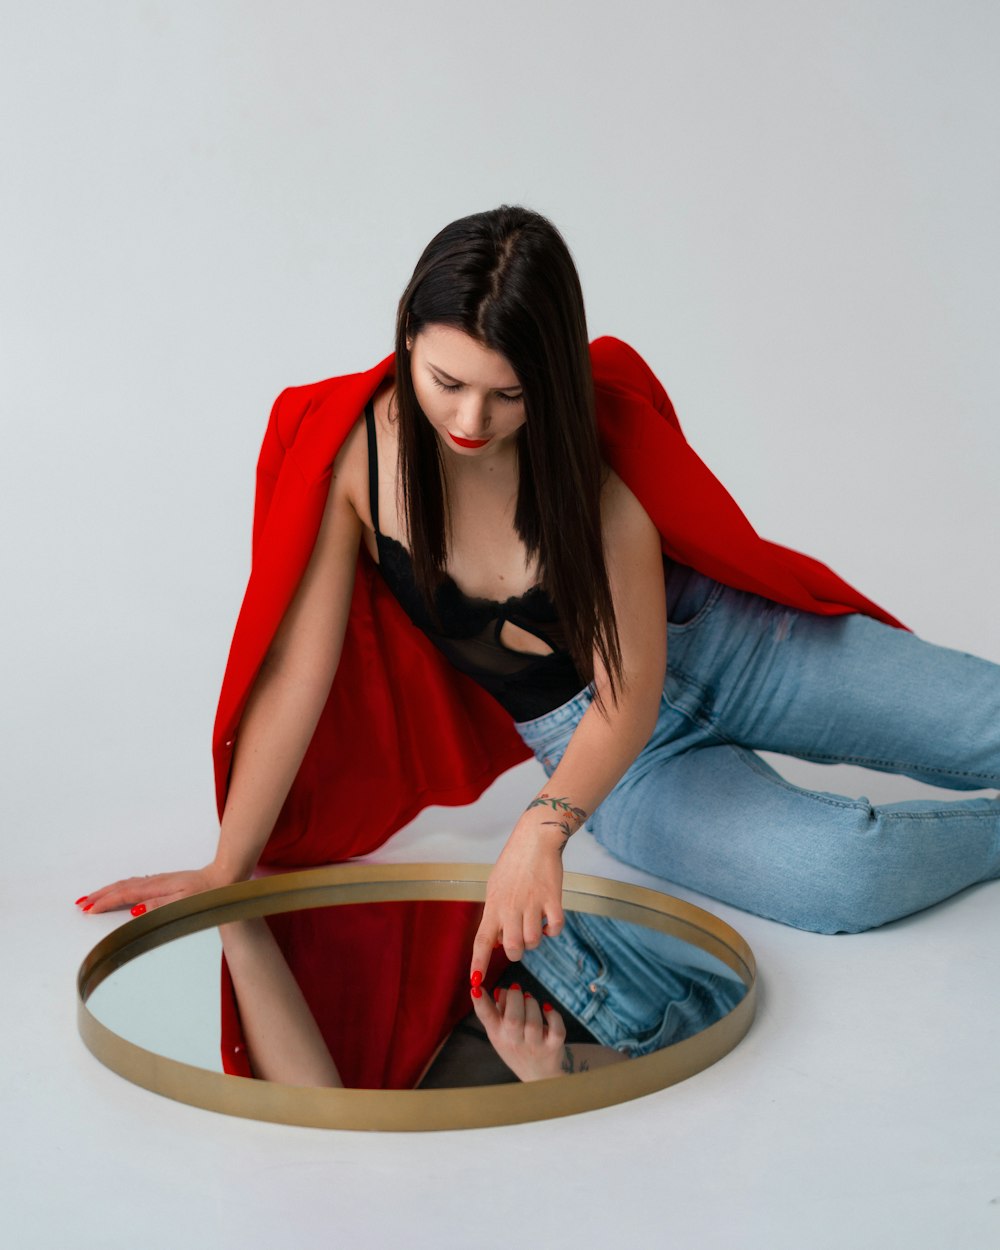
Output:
top-left (430, 374), bottom-right (522, 403)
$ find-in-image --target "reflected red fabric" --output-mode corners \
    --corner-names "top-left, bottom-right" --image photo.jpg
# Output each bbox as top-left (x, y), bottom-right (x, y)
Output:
top-left (221, 902), bottom-right (507, 1089)
top-left (217, 337), bottom-right (905, 1083)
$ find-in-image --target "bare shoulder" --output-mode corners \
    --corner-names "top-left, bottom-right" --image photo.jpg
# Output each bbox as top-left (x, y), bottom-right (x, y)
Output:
top-left (600, 466), bottom-right (657, 546)
top-left (332, 412), bottom-right (371, 531)
top-left (331, 380), bottom-right (396, 537)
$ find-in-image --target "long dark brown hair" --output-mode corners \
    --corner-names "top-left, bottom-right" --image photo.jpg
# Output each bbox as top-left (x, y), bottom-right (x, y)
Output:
top-left (393, 205), bottom-right (624, 705)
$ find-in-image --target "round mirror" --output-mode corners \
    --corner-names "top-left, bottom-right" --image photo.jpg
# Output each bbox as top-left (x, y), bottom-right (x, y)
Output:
top-left (77, 864), bottom-right (756, 1130)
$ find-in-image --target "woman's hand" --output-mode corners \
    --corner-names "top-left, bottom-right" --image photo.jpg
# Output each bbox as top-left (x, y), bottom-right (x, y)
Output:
top-left (76, 863), bottom-right (234, 915)
top-left (472, 985), bottom-right (631, 1080)
top-left (470, 984), bottom-right (570, 1081)
top-left (470, 796), bottom-right (585, 978)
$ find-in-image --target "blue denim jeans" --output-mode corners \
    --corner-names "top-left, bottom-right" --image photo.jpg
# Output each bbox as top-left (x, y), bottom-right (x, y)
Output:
top-left (519, 910), bottom-right (746, 1056)
top-left (515, 561), bottom-right (1000, 935)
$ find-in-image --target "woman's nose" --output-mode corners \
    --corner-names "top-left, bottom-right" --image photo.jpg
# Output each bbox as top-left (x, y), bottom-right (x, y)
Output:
top-left (455, 394), bottom-right (490, 436)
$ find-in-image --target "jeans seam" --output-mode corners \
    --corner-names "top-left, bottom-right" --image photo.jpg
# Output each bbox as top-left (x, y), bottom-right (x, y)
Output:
top-left (733, 747), bottom-right (1000, 816)
top-left (777, 749), bottom-right (1000, 785)
top-left (732, 747), bottom-right (872, 810)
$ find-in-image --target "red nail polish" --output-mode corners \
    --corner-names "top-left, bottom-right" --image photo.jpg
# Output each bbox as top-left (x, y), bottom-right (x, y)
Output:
top-left (470, 970), bottom-right (483, 987)
top-left (494, 941), bottom-right (502, 950)
top-left (524, 992), bottom-right (532, 1001)
top-left (543, 1002), bottom-right (553, 1013)
top-left (130, 903), bottom-right (147, 917)
top-left (470, 985), bottom-right (482, 999)
top-left (510, 982), bottom-right (521, 991)
top-left (82, 903), bottom-right (94, 912)
top-left (75, 896), bottom-right (88, 905)
top-left (493, 987), bottom-right (501, 1002)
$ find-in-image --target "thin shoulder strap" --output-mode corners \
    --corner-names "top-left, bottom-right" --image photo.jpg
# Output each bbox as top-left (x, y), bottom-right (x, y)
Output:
top-left (364, 398), bottom-right (381, 537)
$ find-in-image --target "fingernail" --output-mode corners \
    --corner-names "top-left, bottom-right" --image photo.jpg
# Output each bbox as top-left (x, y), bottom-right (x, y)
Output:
top-left (510, 982), bottom-right (521, 991)
top-left (130, 903), bottom-right (147, 917)
top-left (524, 992), bottom-right (532, 1001)
top-left (75, 896), bottom-right (88, 905)
top-left (470, 970), bottom-right (483, 987)
top-left (470, 985), bottom-right (482, 999)
top-left (493, 987), bottom-right (501, 1002)
top-left (82, 903), bottom-right (94, 912)
top-left (543, 1002), bottom-right (553, 1013)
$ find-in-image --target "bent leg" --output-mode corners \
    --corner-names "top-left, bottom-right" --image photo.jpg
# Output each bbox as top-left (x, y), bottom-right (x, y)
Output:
top-left (519, 577), bottom-right (1000, 932)
top-left (591, 742), bottom-right (1000, 933)
top-left (673, 587), bottom-right (1000, 789)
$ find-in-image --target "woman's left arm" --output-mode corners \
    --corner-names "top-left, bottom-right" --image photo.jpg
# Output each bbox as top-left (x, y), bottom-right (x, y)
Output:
top-left (220, 918), bottom-right (344, 1087)
top-left (470, 473), bottom-right (667, 977)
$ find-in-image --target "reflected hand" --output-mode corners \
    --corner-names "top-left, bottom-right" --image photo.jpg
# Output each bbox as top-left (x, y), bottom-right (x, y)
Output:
top-left (470, 815), bottom-right (567, 977)
top-left (471, 984), bottom-right (570, 1082)
top-left (76, 864), bottom-right (233, 915)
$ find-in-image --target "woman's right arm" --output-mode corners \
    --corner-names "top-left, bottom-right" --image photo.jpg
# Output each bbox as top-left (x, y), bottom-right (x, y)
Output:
top-left (80, 451), bottom-right (364, 914)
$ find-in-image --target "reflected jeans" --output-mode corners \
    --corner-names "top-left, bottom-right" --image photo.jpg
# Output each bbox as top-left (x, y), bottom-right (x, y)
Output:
top-left (519, 910), bottom-right (746, 1056)
top-left (515, 561), bottom-right (1000, 935)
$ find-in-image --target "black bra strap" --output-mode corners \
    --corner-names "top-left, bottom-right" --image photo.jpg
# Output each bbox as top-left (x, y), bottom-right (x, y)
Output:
top-left (364, 399), bottom-right (380, 537)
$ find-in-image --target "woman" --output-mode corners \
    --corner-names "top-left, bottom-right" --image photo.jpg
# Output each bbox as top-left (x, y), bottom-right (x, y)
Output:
top-left (79, 205), bottom-right (1000, 1022)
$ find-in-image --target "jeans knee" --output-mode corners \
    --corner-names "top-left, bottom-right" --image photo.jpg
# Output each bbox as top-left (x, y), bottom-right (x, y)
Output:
top-left (781, 858), bottom-right (905, 934)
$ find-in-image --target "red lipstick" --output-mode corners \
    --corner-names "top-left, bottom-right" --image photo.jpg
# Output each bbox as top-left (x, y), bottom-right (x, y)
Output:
top-left (448, 433), bottom-right (491, 449)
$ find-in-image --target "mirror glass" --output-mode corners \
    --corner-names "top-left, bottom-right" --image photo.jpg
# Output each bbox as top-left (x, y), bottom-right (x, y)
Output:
top-left (87, 901), bottom-right (747, 1089)
top-left (77, 865), bottom-right (757, 1129)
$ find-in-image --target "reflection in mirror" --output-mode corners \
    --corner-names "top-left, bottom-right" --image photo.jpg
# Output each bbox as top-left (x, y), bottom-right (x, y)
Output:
top-left (86, 901), bottom-right (747, 1090)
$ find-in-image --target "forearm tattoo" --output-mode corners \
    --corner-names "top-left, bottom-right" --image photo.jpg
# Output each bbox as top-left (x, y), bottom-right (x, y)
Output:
top-left (561, 1045), bottom-right (590, 1075)
top-left (525, 793), bottom-right (589, 852)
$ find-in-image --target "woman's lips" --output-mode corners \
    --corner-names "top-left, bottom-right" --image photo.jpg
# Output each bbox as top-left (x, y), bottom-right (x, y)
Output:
top-left (448, 433), bottom-right (492, 448)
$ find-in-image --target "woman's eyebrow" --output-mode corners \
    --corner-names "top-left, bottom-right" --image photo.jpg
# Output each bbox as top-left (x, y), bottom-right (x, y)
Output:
top-left (428, 361), bottom-right (522, 391)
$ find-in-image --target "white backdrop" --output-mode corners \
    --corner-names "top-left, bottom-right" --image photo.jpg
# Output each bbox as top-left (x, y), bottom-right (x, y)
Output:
top-left (4, 1), bottom-right (997, 870)
top-left (3, 5), bottom-right (999, 1248)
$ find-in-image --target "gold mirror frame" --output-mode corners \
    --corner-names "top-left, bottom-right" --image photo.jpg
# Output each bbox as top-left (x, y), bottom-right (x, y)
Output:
top-left (77, 863), bottom-right (757, 1130)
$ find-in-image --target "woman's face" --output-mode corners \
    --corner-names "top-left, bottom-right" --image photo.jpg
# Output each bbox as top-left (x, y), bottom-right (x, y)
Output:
top-left (407, 324), bottom-right (526, 458)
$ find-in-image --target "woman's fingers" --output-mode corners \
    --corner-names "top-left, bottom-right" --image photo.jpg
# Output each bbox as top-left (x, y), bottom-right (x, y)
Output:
top-left (470, 983), bottom-right (501, 1034)
top-left (470, 900), bottom-right (559, 980)
top-left (77, 868), bottom-right (222, 914)
top-left (125, 889), bottom-right (191, 917)
top-left (521, 992), bottom-right (545, 1043)
top-left (503, 983), bottom-right (527, 1026)
top-left (474, 984), bottom-right (570, 1081)
top-left (511, 899), bottom-right (557, 957)
top-left (78, 876), bottom-right (165, 913)
top-left (520, 910), bottom-right (544, 950)
top-left (471, 903), bottom-right (539, 976)
top-left (542, 898), bottom-right (566, 938)
top-left (543, 1002), bottom-right (567, 1047)
top-left (470, 914), bottom-right (501, 981)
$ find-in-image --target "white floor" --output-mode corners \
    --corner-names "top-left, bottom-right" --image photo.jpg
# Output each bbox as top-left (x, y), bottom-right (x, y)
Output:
top-left (6, 754), bottom-right (998, 1250)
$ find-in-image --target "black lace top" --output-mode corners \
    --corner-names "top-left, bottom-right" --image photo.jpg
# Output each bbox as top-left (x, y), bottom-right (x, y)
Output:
top-left (365, 402), bottom-right (586, 722)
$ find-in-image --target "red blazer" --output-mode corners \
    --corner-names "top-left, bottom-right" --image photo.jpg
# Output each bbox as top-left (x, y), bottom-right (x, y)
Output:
top-left (212, 335), bottom-right (904, 868)
top-left (215, 336), bottom-right (904, 1086)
